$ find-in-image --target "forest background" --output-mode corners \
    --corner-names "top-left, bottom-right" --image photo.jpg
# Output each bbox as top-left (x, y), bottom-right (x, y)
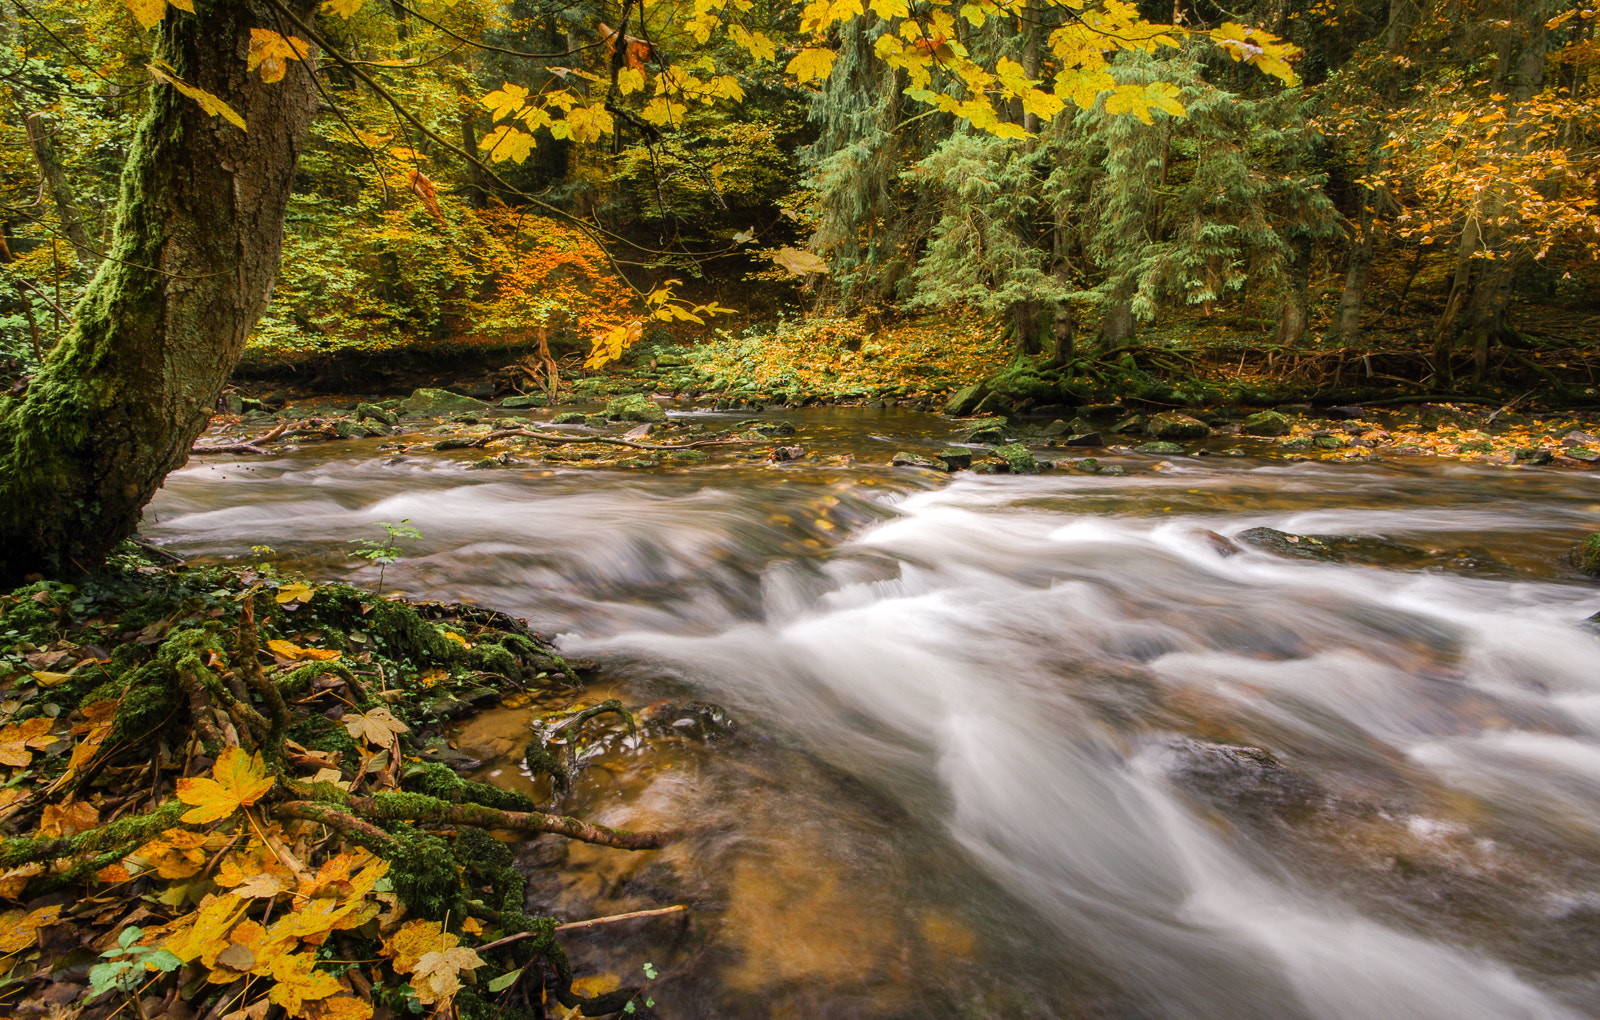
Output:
top-left (0, 0), bottom-right (1593, 412)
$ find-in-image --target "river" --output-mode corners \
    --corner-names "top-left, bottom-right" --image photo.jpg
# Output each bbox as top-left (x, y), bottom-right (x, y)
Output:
top-left (149, 407), bottom-right (1600, 1020)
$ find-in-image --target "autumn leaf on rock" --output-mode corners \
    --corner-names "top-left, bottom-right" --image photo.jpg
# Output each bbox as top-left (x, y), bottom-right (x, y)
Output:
top-left (0, 717), bottom-right (55, 767)
top-left (178, 746), bottom-right (275, 824)
top-left (343, 707), bottom-right (408, 746)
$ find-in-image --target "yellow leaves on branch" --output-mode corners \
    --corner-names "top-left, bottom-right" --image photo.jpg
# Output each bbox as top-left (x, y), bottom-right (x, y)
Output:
top-left (177, 747), bottom-right (275, 824)
top-left (123, 0), bottom-right (192, 30)
top-left (248, 29), bottom-right (314, 84)
top-left (587, 321), bottom-right (643, 370)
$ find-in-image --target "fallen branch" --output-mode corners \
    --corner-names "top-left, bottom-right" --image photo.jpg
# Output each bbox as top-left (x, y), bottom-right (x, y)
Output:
top-left (353, 793), bottom-right (667, 849)
top-left (476, 905), bottom-right (689, 953)
top-left (190, 442), bottom-right (271, 455)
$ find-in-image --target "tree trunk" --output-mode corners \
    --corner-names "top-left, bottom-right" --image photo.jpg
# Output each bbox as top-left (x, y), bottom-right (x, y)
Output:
top-left (1012, 299), bottom-right (1040, 357)
top-left (24, 112), bottom-right (98, 274)
top-left (1275, 236), bottom-right (1312, 346)
top-left (0, 0), bottom-right (320, 583)
top-left (1336, 193), bottom-right (1374, 343)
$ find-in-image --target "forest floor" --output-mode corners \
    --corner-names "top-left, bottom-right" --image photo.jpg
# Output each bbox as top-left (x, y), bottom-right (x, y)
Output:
top-left (0, 549), bottom-right (685, 1020)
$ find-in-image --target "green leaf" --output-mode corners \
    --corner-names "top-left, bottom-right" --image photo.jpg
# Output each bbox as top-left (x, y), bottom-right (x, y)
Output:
top-left (144, 949), bottom-right (184, 972)
top-left (487, 970), bottom-right (521, 992)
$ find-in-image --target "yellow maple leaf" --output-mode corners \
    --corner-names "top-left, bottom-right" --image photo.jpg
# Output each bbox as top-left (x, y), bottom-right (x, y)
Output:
top-left (0, 717), bottom-right (55, 767)
top-left (129, 828), bottom-right (210, 879)
top-left (247, 29), bottom-right (312, 83)
top-left (481, 124), bottom-right (536, 164)
top-left (302, 996), bottom-right (374, 1020)
top-left (268, 950), bottom-right (344, 1014)
top-left (1104, 81), bottom-right (1185, 124)
top-left (274, 582), bottom-right (316, 604)
top-left (177, 747), bottom-right (275, 824)
top-left (0, 903), bottom-right (62, 955)
top-left (786, 47), bottom-right (837, 84)
top-left (640, 96), bottom-right (687, 126)
top-left (124, 0), bottom-right (192, 30)
top-left (0, 863), bottom-right (45, 900)
top-left (321, 0), bottom-right (364, 16)
top-left (267, 638), bottom-right (341, 662)
top-left (482, 83), bottom-right (530, 121)
top-left (38, 800), bottom-right (97, 838)
top-left (382, 919), bottom-right (458, 975)
top-left (163, 891), bottom-right (248, 964)
top-left (413, 945), bottom-right (485, 1006)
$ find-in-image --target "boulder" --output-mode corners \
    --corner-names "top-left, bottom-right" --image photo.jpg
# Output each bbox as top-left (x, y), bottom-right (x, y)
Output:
top-left (937, 448), bottom-right (973, 471)
top-left (456, 382), bottom-right (495, 400)
top-left (605, 393), bottom-right (667, 423)
top-left (891, 451), bottom-right (941, 469)
top-left (1110, 414), bottom-right (1147, 435)
top-left (549, 412), bottom-right (589, 425)
top-left (1573, 533), bottom-right (1600, 576)
top-left (1241, 410), bottom-right (1293, 437)
top-left (1135, 441), bottom-right (1185, 455)
top-left (1148, 412), bottom-right (1210, 441)
top-left (501, 394), bottom-right (548, 409)
top-left (1065, 432), bottom-right (1103, 447)
top-left (959, 416), bottom-right (1009, 443)
top-left (356, 402), bottom-right (400, 426)
top-left (993, 443), bottom-right (1038, 473)
top-left (402, 388), bottom-right (489, 415)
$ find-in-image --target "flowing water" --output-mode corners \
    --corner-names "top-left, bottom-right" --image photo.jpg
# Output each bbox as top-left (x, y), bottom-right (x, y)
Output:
top-left (149, 408), bottom-right (1600, 1019)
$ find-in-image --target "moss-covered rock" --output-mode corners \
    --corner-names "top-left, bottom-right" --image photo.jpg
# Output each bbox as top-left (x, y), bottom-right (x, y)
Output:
top-left (945, 382), bottom-right (989, 416)
top-left (993, 443), bottom-right (1038, 473)
top-left (1148, 412), bottom-right (1210, 441)
top-left (1573, 533), bottom-right (1600, 576)
top-left (401, 388), bottom-right (489, 415)
top-left (1135, 441), bottom-right (1186, 454)
top-left (604, 394), bottom-right (666, 423)
top-left (1241, 411), bottom-right (1293, 437)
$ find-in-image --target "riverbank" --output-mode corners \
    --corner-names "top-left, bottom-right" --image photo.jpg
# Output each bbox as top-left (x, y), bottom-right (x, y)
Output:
top-left (0, 549), bottom-right (687, 1020)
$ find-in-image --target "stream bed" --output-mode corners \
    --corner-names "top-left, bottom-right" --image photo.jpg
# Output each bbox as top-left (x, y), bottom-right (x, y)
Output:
top-left (148, 407), bottom-right (1600, 1020)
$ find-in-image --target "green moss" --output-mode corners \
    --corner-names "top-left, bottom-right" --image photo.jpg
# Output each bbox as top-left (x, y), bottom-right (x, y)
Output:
top-left (404, 762), bottom-right (541, 815)
top-left (384, 825), bottom-right (461, 918)
top-left (1574, 533), bottom-right (1600, 576)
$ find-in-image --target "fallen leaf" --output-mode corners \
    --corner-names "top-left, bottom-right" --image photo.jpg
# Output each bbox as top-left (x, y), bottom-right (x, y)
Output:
top-left (274, 582), bottom-right (316, 604)
top-left (0, 717), bottom-right (56, 767)
top-left (0, 903), bottom-right (64, 954)
top-left (412, 944), bottom-right (485, 1005)
top-left (343, 707), bottom-right (409, 746)
top-left (268, 950), bottom-right (345, 1014)
top-left (267, 639), bottom-right (341, 661)
top-left (0, 863), bottom-right (45, 900)
top-left (30, 671), bottom-right (74, 687)
top-left (38, 800), bottom-right (98, 837)
top-left (177, 746), bottom-right (275, 824)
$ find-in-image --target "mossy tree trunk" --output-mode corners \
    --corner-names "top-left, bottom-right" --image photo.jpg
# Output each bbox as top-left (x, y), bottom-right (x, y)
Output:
top-left (0, 0), bottom-right (319, 583)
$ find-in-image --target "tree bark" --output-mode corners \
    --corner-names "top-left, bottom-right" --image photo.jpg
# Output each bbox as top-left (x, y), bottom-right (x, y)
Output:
top-left (0, 0), bottom-right (320, 583)
top-left (24, 112), bottom-right (97, 273)
top-left (1336, 193), bottom-right (1374, 343)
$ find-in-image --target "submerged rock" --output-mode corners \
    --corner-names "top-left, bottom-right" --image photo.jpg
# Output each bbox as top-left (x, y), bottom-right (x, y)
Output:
top-left (356, 402), bottom-right (399, 426)
top-left (891, 451), bottom-right (941, 469)
top-left (1134, 441), bottom-right (1186, 455)
top-left (959, 416), bottom-right (1009, 443)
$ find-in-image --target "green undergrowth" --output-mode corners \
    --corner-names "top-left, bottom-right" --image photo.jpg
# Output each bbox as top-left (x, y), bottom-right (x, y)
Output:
top-left (0, 545), bottom-right (662, 1020)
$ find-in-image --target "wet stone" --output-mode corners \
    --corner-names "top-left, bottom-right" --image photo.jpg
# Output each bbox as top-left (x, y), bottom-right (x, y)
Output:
top-left (937, 448), bottom-right (973, 471)
top-left (1135, 441), bottom-right (1186, 455)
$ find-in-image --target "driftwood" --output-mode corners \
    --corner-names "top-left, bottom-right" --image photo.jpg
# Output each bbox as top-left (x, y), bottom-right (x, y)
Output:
top-left (191, 423), bottom-right (287, 455)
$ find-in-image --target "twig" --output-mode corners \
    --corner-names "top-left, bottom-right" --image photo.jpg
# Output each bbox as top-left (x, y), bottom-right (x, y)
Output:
top-left (130, 537), bottom-right (184, 565)
top-left (476, 905), bottom-right (689, 953)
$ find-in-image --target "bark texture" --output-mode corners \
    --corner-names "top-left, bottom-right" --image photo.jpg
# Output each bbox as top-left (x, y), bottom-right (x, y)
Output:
top-left (0, 0), bottom-right (319, 582)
